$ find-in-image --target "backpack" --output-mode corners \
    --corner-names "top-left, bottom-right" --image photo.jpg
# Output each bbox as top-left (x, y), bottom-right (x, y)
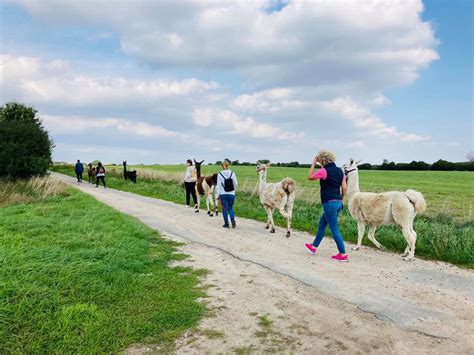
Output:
top-left (220, 171), bottom-right (234, 192)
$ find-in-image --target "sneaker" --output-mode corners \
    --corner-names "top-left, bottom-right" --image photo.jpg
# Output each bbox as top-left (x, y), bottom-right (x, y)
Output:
top-left (305, 243), bottom-right (317, 255)
top-left (231, 220), bottom-right (236, 228)
top-left (222, 224), bottom-right (230, 228)
top-left (331, 253), bottom-right (349, 262)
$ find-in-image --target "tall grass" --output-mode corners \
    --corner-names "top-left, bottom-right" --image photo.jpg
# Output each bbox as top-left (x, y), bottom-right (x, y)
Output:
top-left (0, 179), bottom-right (206, 353)
top-left (51, 166), bottom-right (474, 267)
top-left (0, 176), bottom-right (68, 206)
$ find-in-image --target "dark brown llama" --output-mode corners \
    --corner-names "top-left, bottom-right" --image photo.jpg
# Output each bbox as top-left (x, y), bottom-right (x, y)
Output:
top-left (123, 161), bottom-right (137, 183)
top-left (194, 159), bottom-right (218, 216)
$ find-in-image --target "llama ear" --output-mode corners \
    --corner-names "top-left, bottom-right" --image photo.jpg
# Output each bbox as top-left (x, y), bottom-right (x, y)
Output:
top-left (350, 158), bottom-right (354, 165)
top-left (266, 162), bottom-right (272, 167)
top-left (200, 160), bottom-right (205, 164)
top-left (194, 159), bottom-right (197, 164)
top-left (256, 160), bottom-right (261, 165)
top-left (356, 160), bottom-right (362, 165)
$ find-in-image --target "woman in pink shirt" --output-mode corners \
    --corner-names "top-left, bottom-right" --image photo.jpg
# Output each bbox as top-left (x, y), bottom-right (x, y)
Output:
top-left (305, 150), bottom-right (348, 262)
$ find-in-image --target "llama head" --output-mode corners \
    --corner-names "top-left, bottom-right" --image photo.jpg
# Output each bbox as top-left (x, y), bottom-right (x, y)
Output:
top-left (256, 161), bottom-right (271, 173)
top-left (123, 161), bottom-right (127, 166)
top-left (194, 159), bottom-right (204, 166)
top-left (343, 159), bottom-right (360, 176)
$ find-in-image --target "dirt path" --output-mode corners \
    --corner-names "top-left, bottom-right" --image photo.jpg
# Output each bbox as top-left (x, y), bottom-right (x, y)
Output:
top-left (52, 173), bottom-right (473, 354)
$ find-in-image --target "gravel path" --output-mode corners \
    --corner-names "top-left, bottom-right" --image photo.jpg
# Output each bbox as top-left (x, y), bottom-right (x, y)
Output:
top-left (52, 172), bottom-right (473, 354)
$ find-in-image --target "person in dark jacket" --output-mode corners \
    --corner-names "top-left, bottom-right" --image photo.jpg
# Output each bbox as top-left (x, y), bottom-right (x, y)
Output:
top-left (75, 160), bottom-right (84, 183)
top-left (95, 162), bottom-right (106, 188)
top-left (304, 150), bottom-right (348, 262)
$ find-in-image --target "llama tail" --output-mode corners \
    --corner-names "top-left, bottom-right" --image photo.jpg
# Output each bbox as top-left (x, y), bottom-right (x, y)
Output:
top-left (404, 189), bottom-right (427, 214)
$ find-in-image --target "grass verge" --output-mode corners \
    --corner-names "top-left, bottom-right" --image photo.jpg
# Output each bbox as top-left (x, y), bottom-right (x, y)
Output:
top-left (0, 178), bottom-right (206, 353)
top-left (50, 166), bottom-right (474, 268)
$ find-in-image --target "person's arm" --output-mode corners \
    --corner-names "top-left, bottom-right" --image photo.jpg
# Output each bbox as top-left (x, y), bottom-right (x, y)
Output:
top-left (232, 172), bottom-right (238, 189)
top-left (341, 175), bottom-right (347, 201)
top-left (308, 156), bottom-right (326, 180)
top-left (215, 173), bottom-right (222, 197)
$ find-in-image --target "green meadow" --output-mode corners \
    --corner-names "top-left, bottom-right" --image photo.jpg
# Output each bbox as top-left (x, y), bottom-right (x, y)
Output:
top-left (51, 165), bottom-right (474, 267)
top-left (130, 164), bottom-right (473, 221)
top-left (0, 177), bottom-right (206, 353)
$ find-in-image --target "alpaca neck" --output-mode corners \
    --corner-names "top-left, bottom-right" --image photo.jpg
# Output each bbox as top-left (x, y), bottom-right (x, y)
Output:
top-left (347, 170), bottom-right (360, 199)
top-left (258, 170), bottom-right (267, 193)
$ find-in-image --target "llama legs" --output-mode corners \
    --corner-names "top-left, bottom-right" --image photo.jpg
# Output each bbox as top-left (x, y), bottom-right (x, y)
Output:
top-left (401, 225), bottom-right (417, 261)
top-left (265, 206), bottom-right (275, 233)
top-left (195, 192), bottom-right (201, 212)
top-left (352, 221), bottom-right (366, 250)
top-left (367, 225), bottom-right (385, 251)
top-left (277, 197), bottom-right (292, 237)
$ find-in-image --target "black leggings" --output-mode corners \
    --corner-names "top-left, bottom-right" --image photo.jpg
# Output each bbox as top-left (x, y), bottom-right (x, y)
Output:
top-left (76, 172), bottom-right (83, 182)
top-left (185, 181), bottom-right (197, 206)
top-left (96, 176), bottom-right (106, 187)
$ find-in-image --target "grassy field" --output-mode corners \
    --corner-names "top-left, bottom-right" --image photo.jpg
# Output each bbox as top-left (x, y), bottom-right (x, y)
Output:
top-left (0, 177), bottom-right (206, 353)
top-left (51, 165), bottom-right (473, 267)
top-left (130, 164), bottom-right (473, 221)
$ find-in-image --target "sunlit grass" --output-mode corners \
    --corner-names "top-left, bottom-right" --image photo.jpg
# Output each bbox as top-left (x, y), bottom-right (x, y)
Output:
top-left (0, 180), bottom-right (206, 353)
top-left (51, 165), bottom-right (473, 267)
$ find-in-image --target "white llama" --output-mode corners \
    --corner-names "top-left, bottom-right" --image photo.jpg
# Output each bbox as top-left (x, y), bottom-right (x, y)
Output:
top-left (344, 159), bottom-right (427, 261)
top-left (256, 161), bottom-right (296, 238)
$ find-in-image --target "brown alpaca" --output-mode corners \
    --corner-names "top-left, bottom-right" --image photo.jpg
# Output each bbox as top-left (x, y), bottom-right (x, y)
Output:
top-left (87, 163), bottom-right (96, 184)
top-left (194, 159), bottom-right (218, 216)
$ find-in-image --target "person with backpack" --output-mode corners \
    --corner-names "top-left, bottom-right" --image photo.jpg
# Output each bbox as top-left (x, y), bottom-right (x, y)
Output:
top-left (216, 159), bottom-right (238, 228)
top-left (183, 159), bottom-right (198, 208)
top-left (74, 159), bottom-right (84, 183)
top-left (95, 162), bottom-right (106, 188)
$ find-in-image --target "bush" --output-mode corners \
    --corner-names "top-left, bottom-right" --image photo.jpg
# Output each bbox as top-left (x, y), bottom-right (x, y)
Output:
top-left (0, 102), bottom-right (53, 178)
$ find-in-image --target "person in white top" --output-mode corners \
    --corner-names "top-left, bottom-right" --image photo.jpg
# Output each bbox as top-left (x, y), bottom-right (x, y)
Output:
top-left (216, 159), bottom-right (238, 228)
top-left (183, 159), bottom-right (198, 208)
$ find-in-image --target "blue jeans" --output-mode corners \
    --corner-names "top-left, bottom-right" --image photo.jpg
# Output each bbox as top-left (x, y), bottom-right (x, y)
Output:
top-left (220, 194), bottom-right (235, 225)
top-left (312, 200), bottom-right (346, 254)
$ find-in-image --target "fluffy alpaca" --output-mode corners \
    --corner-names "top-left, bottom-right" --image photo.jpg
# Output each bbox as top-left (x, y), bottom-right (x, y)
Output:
top-left (345, 159), bottom-right (426, 261)
top-left (256, 161), bottom-right (296, 238)
top-left (123, 161), bottom-right (137, 183)
top-left (194, 159), bottom-right (218, 216)
top-left (87, 163), bottom-right (96, 184)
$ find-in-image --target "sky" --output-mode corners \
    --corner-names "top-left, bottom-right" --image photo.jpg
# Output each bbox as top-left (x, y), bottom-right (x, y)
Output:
top-left (0, 0), bottom-right (472, 165)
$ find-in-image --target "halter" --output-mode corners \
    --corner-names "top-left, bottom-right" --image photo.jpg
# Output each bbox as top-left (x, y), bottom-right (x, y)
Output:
top-left (344, 168), bottom-right (357, 176)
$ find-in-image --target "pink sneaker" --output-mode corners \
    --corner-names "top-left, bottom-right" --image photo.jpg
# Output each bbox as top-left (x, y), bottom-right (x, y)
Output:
top-left (332, 253), bottom-right (349, 262)
top-left (305, 243), bottom-right (317, 255)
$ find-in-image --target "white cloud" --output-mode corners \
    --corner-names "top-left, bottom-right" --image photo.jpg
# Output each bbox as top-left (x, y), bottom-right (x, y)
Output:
top-left (323, 97), bottom-right (430, 142)
top-left (231, 88), bottom-right (307, 113)
top-left (17, 0), bottom-right (438, 92)
top-left (193, 108), bottom-right (304, 140)
top-left (0, 54), bottom-right (218, 106)
top-left (42, 114), bottom-right (188, 140)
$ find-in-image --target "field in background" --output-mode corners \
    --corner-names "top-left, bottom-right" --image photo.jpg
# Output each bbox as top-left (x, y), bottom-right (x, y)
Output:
top-left (128, 164), bottom-right (473, 221)
top-left (51, 165), bottom-right (473, 267)
top-left (0, 177), bottom-right (206, 353)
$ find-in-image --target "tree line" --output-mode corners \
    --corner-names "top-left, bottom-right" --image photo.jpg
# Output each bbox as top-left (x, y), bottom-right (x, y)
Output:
top-left (217, 158), bottom-right (474, 171)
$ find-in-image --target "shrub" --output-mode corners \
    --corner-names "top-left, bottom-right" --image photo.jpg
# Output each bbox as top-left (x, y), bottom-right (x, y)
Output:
top-left (0, 102), bottom-right (54, 178)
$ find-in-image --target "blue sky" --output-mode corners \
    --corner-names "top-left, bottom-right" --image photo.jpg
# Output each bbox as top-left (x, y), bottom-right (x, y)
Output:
top-left (1, 0), bottom-right (472, 164)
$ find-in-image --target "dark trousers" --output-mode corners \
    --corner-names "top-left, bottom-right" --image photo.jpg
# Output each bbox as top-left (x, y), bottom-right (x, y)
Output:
top-left (185, 181), bottom-right (197, 206)
top-left (96, 176), bottom-right (106, 187)
top-left (76, 172), bottom-right (83, 182)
